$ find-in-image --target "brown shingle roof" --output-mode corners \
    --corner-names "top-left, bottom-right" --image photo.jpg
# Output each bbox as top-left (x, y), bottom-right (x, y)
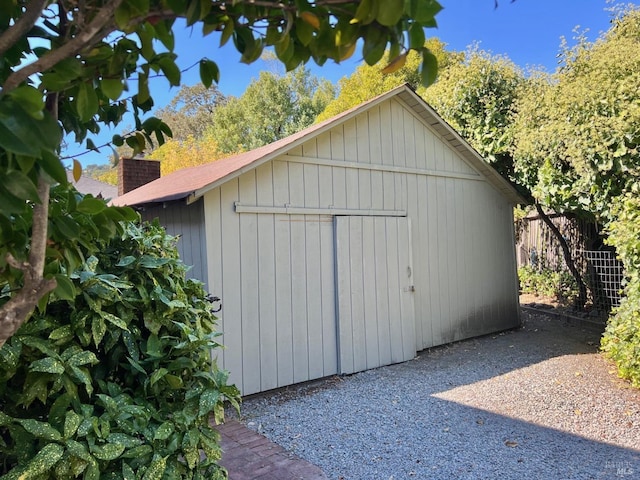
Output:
top-left (111, 84), bottom-right (525, 207)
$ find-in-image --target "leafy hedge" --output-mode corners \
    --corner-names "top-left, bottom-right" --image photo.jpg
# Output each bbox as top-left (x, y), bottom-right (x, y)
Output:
top-left (0, 216), bottom-right (240, 478)
top-left (602, 193), bottom-right (640, 387)
top-left (518, 266), bottom-right (577, 303)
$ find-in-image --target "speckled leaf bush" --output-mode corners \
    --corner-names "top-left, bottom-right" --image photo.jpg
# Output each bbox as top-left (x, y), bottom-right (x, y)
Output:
top-left (0, 219), bottom-right (240, 479)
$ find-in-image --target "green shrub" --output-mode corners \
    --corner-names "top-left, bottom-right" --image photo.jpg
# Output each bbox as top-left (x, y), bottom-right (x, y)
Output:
top-left (0, 219), bottom-right (240, 478)
top-left (602, 193), bottom-right (640, 387)
top-left (518, 265), bottom-right (578, 302)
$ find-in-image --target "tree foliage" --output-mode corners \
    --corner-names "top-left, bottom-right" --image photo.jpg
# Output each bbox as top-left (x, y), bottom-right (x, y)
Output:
top-left (512, 9), bottom-right (640, 220)
top-left (0, 0), bottom-right (444, 344)
top-left (209, 66), bottom-right (335, 153)
top-left (155, 83), bottom-right (226, 143)
top-left (0, 213), bottom-right (240, 478)
top-left (317, 38), bottom-right (453, 121)
top-left (418, 46), bottom-right (523, 180)
top-left (512, 6), bottom-right (640, 384)
top-left (149, 133), bottom-right (233, 176)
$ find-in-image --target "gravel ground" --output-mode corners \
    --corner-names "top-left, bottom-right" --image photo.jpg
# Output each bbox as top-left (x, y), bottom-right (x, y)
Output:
top-left (238, 311), bottom-right (640, 479)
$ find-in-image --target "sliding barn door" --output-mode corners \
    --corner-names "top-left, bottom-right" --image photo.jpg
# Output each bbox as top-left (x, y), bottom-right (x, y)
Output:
top-left (335, 216), bottom-right (416, 374)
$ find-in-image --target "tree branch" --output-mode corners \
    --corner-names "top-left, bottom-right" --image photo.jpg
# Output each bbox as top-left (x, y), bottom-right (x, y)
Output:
top-left (0, 0), bottom-right (49, 59)
top-left (535, 203), bottom-right (588, 310)
top-left (0, 176), bottom-right (57, 348)
top-left (1, 0), bottom-right (125, 94)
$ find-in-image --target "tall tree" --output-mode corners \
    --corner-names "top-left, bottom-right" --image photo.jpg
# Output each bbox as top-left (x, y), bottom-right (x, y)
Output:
top-left (155, 83), bottom-right (226, 143)
top-left (317, 38), bottom-right (454, 121)
top-left (0, 0), bottom-right (444, 344)
top-left (209, 66), bottom-right (336, 153)
top-left (418, 46), bottom-right (522, 179)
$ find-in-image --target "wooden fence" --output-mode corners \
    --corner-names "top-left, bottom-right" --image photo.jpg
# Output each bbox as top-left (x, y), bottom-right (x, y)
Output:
top-left (515, 211), bottom-right (623, 311)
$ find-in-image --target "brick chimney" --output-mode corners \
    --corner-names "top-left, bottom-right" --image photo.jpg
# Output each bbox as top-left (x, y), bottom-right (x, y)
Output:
top-left (118, 157), bottom-right (161, 196)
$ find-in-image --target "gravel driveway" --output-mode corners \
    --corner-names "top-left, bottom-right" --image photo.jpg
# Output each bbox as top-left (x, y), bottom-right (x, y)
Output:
top-left (238, 311), bottom-right (640, 479)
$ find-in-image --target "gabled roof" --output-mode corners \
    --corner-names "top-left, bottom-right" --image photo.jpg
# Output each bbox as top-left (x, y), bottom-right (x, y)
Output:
top-left (67, 171), bottom-right (118, 199)
top-left (111, 84), bottom-right (525, 207)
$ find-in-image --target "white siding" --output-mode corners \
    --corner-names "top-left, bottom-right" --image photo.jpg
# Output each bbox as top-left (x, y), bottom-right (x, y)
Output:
top-left (203, 95), bottom-right (520, 395)
top-left (335, 216), bottom-right (416, 374)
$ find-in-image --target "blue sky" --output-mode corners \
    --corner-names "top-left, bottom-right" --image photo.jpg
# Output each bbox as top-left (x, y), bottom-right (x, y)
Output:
top-left (67, 0), bottom-right (631, 167)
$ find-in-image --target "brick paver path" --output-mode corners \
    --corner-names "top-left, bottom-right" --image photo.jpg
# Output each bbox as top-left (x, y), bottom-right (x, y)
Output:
top-left (216, 419), bottom-right (327, 480)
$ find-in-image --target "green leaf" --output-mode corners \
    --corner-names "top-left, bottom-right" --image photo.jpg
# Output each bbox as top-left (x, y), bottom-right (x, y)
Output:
top-left (199, 59), bottom-right (220, 88)
top-left (64, 410), bottom-right (82, 438)
top-left (76, 82), bottom-right (99, 122)
top-left (352, 0), bottom-right (378, 25)
top-left (3, 170), bottom-right (41, 202)
top-left (376, 0), bottom-right (404, 26)
top-left (40, 150), bottom-right (67, 184)
top-left (66, 439), bottom-right (92, 461)
top-left (77, 196), bottom-right (107, 214)
top-left (69, 365), bottom-right (93, 395)
top-left (149, 367), bottom-right (168, 386)
top-left (0, 341), bottom-right (22, 371)
top-left (101, 78), bottom-right (125, 100)
top-left (67, 351), bottom-right (99, 367)
top-left (49, 324), bottom-right (73, 341)
top-left (53, 274), bottom-right (76, 301)
top-left (409, 22), bottom-right (425, 49)
top-left (219, 18), bottom-right (234, 47)
top-left (92, 317), bottom-right (107, 347)
top-left (420, 48), bottom-right (439, 86)
top-left (164, 374), bottom-right (183, 389)
top-left (157, 55), bottom-right (181, 86)
top-left (406, 0), bottom-right (443, 24)
top-left (363, 27), bottom-right (386, 66)
top-left (91, 442), bottom-right (125, 461)
top-left (0, 97), bottom-right (61, 154)
top-left (116, 256), bottom-right (136, 267)
top-left (0, 182), bottom-right (29, 213)
top-left (153, 421), bottom-right (174, 441)
top-left (16, 419), bottom-right (63, 441)
top-left (29, 357), bottom-right (65, 374)
top-left (8, 85), bottom-right (45, 119)
top-left (107, 433), bottom-right (143, 448)
top-left (138, 69), bottom-right (150, 104)
top-left (295, 17), bottom-right (314, 46)
top-left (198, 388), bottom-right (220, 417)
top-left (142, 455), bottom-right (167, 480)
top-left (11, 443), bottom-right (64, 478)
top-left (102, 312), bottom-right (130, 331)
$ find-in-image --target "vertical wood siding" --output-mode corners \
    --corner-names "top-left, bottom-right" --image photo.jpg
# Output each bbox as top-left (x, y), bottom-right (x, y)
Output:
top-left (141, 200), bottom-right (208, 287)
top-left (335, 216), bottom-right (416, 374)
top-left (203, 96), bottom-right (520, 395)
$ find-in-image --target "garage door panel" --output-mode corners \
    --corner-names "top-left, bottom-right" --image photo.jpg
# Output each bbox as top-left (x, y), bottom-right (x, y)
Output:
top-left (336, 216), bottom-right (416, 375)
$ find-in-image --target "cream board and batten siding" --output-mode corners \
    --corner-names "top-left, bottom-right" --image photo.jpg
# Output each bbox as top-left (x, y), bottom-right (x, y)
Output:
top-left (203, 96), bottom-right (520, 396)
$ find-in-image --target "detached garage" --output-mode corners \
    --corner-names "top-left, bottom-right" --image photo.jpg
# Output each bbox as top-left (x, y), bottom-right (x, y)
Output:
top-left (113, 84), bottom-right (525, 396)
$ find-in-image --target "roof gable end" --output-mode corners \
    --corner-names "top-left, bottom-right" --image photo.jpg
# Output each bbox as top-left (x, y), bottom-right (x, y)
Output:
top-left (111, 84), bottom-right (525, 207)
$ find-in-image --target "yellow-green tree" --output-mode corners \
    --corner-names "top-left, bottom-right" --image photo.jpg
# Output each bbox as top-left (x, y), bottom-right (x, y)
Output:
top-left (317, 38), bottom-right (454, 121)
top-left (149, 133), bottom-right (234, 175)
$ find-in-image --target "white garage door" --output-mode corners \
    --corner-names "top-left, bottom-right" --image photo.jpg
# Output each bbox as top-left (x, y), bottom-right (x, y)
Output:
top-left (335, 216), bottom-right (416, 374)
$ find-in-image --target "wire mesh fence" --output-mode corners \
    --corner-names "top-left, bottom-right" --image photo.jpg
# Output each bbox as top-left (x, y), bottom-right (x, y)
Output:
top-left (516, 212), bottom-right (624, 314)
top-left (579, 250), bottom-right (624, 310)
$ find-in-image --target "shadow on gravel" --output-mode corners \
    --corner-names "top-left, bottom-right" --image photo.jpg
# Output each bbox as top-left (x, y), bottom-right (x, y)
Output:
top-left (241, 311), bottom-right (640, 479)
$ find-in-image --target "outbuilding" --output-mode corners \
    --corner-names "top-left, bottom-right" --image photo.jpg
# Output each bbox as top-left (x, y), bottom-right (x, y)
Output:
top-left (113, 84), bottom-right (525, 396)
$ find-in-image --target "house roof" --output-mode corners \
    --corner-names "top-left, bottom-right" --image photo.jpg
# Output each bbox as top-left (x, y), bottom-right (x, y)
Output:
top-left (67, 171), bottom-right (118, 199)
top-left (111, 84), bottom-right (526, 207)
